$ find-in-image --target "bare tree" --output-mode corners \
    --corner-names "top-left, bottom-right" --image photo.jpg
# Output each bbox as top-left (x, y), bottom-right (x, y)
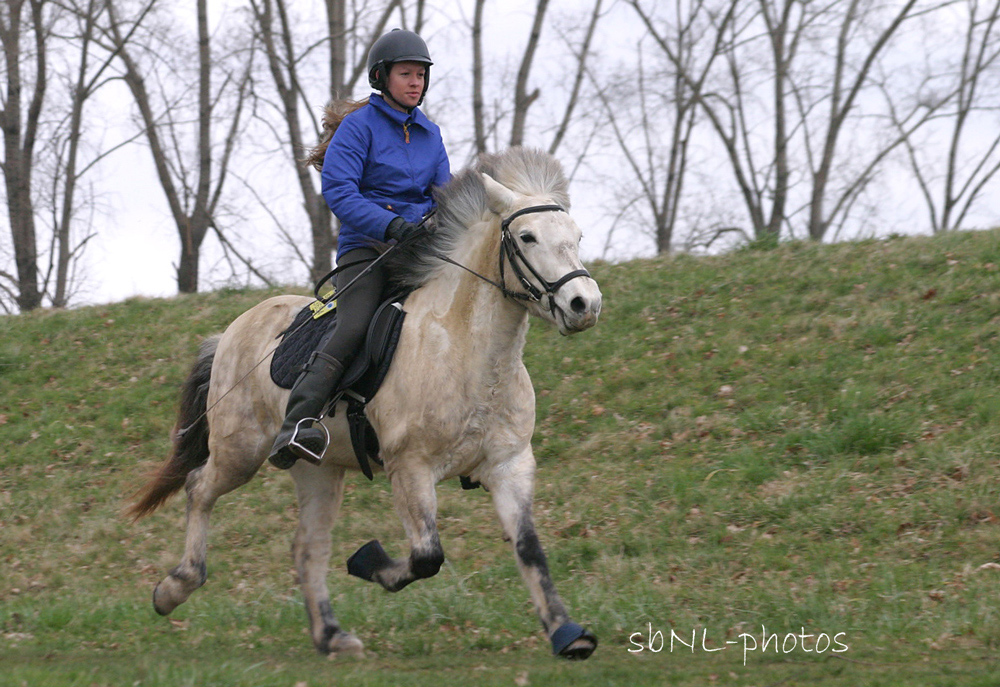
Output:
top-left (0, 0), bottom-right (155, 311)
top-left (471, 0), bottom-right (487, 155)
top-left (104, 0), bottom-right (252, 293)
top-left (251, 0), bottom-right (333, 284)
top-left (597, 0), bottom-right (735, 254)
top-left (894, 0), bottom-right (1000, 233)
top-left (43, 0), bottom-right (155, 307)
top-left (631, 0), bottom-right (781, 241)
top-left (798, 0), bottom-right (927, 241)
top-left (249, 0), bottom-right (401, 283)
top-left (0, 0), bottom-right (49, 311)
top-left (469, 0), bottom-right (603, 157)
top-left (546, 0), bottom-right (603, 156)
top-left (48, 0), bottom-right (100, 308)
top-left (632, 0), bottom-right (943, 244)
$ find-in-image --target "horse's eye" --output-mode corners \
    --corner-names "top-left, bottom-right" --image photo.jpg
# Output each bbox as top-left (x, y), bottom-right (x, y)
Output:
top-left (520, 233), bottom-right (537, 245)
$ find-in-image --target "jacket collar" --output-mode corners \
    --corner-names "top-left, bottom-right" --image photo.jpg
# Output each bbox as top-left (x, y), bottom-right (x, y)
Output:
top-left (370, 93), bottom-right (431, 129)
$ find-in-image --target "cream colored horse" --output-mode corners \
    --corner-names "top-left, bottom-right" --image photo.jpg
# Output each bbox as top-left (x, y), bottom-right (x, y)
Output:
top-left (130, 148), bottom-right (603, 659)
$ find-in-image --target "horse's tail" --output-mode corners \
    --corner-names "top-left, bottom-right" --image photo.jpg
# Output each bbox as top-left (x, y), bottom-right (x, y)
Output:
top-left (128, 335), bottom-right (220, 520)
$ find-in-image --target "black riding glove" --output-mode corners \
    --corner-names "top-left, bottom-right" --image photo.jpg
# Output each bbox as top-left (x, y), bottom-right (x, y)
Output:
top-left (386, 217), bottom-right (421, 243)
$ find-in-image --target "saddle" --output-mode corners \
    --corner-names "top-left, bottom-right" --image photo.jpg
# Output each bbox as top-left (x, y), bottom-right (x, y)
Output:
top-left (270, 294), bottom-right (407, 480)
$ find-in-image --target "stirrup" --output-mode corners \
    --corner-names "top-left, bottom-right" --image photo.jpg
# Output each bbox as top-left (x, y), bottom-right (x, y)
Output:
top-left (289, 417), bottom-right (330, 466)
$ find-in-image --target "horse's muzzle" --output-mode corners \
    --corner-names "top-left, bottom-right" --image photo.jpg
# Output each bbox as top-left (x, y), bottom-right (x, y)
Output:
top-left (557, 288), bottom-right (602, 334)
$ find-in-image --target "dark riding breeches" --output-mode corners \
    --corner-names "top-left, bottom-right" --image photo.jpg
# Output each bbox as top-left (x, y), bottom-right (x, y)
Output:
top-left (320, 247), bottom-right (388, 365)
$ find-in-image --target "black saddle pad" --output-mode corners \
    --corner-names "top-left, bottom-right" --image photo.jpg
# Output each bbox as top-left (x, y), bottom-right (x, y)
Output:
top-left (270, 304), bottom-right (339, 389)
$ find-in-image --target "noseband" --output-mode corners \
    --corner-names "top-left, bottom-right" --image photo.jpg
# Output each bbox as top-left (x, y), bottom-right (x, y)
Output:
top-left (498, 205), bottom-right (592, 315)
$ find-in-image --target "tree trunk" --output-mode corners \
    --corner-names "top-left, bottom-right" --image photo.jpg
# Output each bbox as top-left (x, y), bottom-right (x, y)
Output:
top-left (4, 153), bottom-right (42, 311)
top-left (177, 237), bottom-right (200, 294)
top-left (54, 0), bottom-right (99, 307)
top-left (510, 0), bottom-right (549, 147)
top-left (175, 0), bottom-right (211, 294)
top-left (106, 0), bottom-right (223, 294)
top-left (0, 0), bottom-right (45, 311)
top-left (807, 0), bottom-right (917, 241)
top-left (472, 0), bottom-right (486, 154)
top-left (763, 0), bottom-right (791, 240)
top-left (326, 0), bottom-right (345, 100)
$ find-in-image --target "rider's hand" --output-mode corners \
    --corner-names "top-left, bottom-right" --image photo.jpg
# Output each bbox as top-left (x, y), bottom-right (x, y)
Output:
top-left (386, 217), bottom-right (421, 243)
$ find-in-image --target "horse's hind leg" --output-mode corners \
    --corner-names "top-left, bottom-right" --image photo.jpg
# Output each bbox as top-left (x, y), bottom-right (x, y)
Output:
top-left (290, 461), bottom-right (364, 657)
top-left (486, 451), bottom-right (597, 660)
top-left (153, 456), bottom-right (255, 615)
top-left (347, 465), bottom-right (444, 592)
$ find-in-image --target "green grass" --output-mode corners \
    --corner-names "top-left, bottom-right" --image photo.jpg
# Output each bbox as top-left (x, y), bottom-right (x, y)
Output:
top-left (4, 230), bottom-right (1000, 684)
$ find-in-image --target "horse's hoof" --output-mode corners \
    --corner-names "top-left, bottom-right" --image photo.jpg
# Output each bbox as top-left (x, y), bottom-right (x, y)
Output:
top-left (152, 578), bottom-right (181, 616)
top-left (347, 540), bottom-right (392, 582)
top-left (153, 567), bottom-right (205, 616)
top-left (550, 622), bottom-right (597, 660)
top-left (325, 630), bottom-right (365, 659)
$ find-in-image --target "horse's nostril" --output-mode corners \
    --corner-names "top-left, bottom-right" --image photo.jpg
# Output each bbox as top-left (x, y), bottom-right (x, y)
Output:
top-left (570, 297), bottom-right (587, 314)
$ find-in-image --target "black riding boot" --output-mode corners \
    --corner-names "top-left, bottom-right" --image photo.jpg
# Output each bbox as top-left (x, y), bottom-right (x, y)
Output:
top-left (268, 352), bottom-right (345, 469)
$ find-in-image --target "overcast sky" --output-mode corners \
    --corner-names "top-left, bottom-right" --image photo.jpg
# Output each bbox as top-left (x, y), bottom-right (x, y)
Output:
top-left (61, 0), bottom-right (1000, 307)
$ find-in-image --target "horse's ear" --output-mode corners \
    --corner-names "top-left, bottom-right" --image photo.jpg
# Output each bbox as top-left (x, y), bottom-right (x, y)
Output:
top-left (482, 173), bottom-right (518, 215)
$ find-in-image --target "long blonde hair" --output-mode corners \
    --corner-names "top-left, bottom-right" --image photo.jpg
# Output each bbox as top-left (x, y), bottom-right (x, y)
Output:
top-left (303, 98), bottom-right (370, 171)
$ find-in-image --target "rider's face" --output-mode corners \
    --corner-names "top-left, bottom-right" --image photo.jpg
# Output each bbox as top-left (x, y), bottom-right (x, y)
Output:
top-left (385, 61), bottom-right (426, 111)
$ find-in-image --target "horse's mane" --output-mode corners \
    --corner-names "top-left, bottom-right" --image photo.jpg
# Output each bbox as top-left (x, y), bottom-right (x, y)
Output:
top-left (385, 147), bottom-right (571, 289)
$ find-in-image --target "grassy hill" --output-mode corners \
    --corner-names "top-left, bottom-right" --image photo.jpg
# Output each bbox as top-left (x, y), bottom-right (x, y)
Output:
top-left (3, 229), bottom-right (1000, 685)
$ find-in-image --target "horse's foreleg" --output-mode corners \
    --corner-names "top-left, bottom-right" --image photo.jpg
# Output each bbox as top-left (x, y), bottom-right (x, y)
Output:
top-left (486, 453), bottom-right (598, 660)
top-left (291, 462), bottom-right (364, 657)
top-left (153, 458), bottom-right (253, 615)
top-left (347, 466), bottom-right (444, 592)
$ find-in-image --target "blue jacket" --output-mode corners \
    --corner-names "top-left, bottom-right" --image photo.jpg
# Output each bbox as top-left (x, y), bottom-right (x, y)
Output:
top-left (322, 94), bottom-right (451, 259)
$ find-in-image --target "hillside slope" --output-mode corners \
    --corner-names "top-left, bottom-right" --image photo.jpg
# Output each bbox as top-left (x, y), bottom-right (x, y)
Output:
top-left (3, 229), bottom-right (1000, 685)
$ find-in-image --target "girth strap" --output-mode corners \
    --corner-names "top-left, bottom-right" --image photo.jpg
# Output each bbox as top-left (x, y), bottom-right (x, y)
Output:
top-left (346, 395), bottom-right (382, 480)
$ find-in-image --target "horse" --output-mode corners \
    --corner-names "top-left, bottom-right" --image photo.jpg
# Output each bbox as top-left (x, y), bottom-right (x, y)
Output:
top-left (129, 147), bottom-right (603, 660)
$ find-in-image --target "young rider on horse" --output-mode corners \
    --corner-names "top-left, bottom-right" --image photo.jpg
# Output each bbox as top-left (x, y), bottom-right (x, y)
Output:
top-left (269, 29), bottom-right (451, 469)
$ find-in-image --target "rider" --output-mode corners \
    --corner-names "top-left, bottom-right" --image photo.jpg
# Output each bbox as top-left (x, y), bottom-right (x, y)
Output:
top-left (268, 29), bottom-right (451, 469)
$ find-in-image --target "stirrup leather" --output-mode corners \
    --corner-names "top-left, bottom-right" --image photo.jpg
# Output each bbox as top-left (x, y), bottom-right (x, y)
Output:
top-left (288, 417), bottom-right (331, 466)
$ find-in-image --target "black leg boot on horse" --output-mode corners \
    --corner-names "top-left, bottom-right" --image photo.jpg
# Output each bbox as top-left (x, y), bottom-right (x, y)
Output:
top-left (268, 351), bottom-right (345, 469)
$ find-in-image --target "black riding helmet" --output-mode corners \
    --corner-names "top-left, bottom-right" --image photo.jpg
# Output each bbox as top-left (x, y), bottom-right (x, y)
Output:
top-left (367, 29), bottom-right (433, 107)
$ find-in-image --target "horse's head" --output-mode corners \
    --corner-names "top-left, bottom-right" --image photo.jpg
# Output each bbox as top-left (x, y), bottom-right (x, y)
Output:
top-left (483, 173), bottom-right (602, 335)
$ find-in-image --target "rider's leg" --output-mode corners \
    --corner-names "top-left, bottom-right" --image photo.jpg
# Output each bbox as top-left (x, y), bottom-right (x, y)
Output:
top-left (268, 248), bottom-right (387, 469)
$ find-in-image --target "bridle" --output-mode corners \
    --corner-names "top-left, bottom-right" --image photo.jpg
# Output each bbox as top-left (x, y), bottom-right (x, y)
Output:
top-left (497, 205), bottom-right (592, 316)
top-left (435, 204), bottom-right (592, 316)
